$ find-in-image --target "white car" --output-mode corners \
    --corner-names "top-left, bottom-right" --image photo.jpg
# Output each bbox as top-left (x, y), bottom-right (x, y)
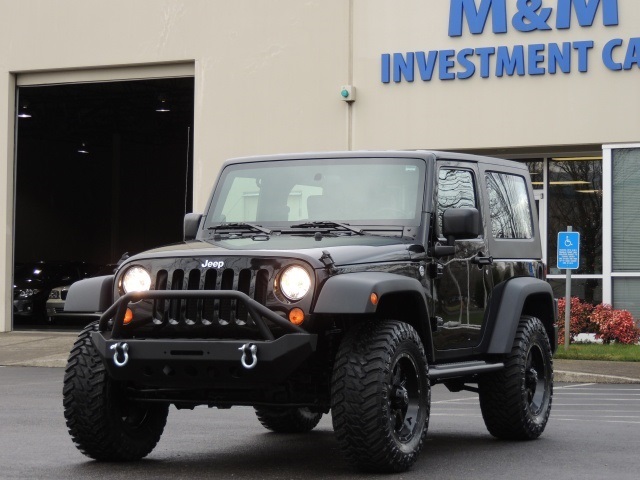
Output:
top-left (45, 263), bottom-right (119, 324)
top-left (46, 285), bottom-right (100, 324)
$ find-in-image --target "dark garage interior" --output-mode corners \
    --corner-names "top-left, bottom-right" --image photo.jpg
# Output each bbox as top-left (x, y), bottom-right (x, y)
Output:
top-left (13, 77), bottom-right (194, 329)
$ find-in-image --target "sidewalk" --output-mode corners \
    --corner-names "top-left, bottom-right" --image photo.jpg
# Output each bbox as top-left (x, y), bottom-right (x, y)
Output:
top-left (0, 331), bottom-right (76, 367)
top-left (1, 331), bottom-right (639, 383)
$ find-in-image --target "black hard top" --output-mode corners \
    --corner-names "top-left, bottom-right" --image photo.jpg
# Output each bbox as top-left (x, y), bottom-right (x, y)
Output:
top-left (222, 150), bottom-right (527, 171)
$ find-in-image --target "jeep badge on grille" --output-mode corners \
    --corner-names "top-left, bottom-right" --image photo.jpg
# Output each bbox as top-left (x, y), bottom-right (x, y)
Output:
top-left (201, 260), bottom-right (225, 268)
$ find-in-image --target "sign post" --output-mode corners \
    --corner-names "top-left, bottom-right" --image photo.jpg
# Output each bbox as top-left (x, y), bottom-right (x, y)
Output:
top-left (557, 227), bottom-right (580, 350)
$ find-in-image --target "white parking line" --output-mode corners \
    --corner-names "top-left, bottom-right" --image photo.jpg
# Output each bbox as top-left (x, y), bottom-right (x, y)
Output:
top-left (432, 397), bottom-right (477, 404)
top-left (555, 418), bottom-right (640, 424)
top-left (557, 383), bottom-right (596, 388)
top-left (555, 392), bottom-right (640, 396)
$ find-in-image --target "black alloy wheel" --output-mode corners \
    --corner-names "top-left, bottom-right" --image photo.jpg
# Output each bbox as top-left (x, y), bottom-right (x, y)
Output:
top-left (389, 353), bottom-right (422, 443)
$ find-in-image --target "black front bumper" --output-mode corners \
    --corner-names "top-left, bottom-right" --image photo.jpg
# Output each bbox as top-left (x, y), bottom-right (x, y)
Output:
top-left (92, 290), bottom-right (318, 388)
top-left (92, 332), bottom-right (317, 387)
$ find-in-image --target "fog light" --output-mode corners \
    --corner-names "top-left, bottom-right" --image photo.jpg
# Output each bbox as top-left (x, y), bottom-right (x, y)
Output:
top-left (289, 308), bottom-right (305, 325)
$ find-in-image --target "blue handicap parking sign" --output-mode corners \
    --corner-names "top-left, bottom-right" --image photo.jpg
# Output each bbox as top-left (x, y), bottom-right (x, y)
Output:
top-left (557, 231), bottom-right (580, 270)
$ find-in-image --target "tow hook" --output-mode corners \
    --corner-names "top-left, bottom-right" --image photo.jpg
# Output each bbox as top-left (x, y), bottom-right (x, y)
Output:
top-left (239, 343), bottom-right (258, 370)
top-left (110, 342), bottom-right (130, 368)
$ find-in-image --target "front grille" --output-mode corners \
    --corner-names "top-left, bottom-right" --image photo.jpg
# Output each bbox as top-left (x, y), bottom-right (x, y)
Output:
top-left (152, 267), bottom-right (270, 327)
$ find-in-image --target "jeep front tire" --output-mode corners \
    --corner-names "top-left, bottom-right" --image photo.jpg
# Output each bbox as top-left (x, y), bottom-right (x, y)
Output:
top-left (63, 322), bottom-right (169, 460)
top-left (331, 320), bottom-right (430, 472)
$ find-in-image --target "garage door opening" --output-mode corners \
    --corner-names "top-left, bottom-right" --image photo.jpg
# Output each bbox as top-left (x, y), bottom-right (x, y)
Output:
top-left (13, 77), bottom-right (194, 330)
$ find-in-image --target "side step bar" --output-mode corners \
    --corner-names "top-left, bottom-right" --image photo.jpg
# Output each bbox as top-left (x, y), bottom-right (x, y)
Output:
top-left (429, 361), bottom-right (504, 382)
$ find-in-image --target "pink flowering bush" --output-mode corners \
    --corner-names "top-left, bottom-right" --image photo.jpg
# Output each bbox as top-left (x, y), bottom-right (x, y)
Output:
top-left (590, 304), bottom-right (640, 345)
top-left (556, 297), bottom-right (596, 345)
top-left (556, 297), bottom-right (640, 345)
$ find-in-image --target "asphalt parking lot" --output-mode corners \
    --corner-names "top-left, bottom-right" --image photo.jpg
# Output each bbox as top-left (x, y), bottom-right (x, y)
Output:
top-left (1, 367), bottom-right (639, 479)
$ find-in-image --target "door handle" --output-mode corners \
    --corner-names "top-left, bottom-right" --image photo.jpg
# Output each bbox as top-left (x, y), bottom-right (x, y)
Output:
top-left (471, 253), bottom-right (493, 266)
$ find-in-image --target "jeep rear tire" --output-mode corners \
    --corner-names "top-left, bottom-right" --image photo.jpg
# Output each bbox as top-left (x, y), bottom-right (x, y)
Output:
top-left (254, 406), bottom-right (323, 433)
top-left (478, 315), bottom-right (553, 440)
top-left (63, 321), bottom-right (169, 461)
top-left (331, 320), bottom-right (430, 472)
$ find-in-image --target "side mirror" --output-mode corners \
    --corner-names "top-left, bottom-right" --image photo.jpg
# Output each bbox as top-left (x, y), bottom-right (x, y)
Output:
top-left (442, 207), bottom-right (481, 245)
top-left (184, 213), bottom-right (203, 241)
top-left (434, 208), bottom-right (480, 258)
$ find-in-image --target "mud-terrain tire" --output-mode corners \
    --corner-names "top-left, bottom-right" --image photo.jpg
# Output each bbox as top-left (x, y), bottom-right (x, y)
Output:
top-left (479, 315), bottom-right (553, 440)
top-left (331, 320), bottom-right (430, 472)
top-left (254, 407), bottom-right (323, 433)
top-left (63, 321), bottom-right (169, 460)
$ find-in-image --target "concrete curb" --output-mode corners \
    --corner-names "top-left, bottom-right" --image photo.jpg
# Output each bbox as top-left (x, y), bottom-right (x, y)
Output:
top-left (555, 370), bottom-right (640, 384)
top-left (3, 355), bottom-right (69, 368)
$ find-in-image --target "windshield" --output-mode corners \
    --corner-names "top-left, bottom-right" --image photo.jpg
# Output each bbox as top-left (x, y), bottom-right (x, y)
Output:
top-left (205, 157), bottom-right (426, 228)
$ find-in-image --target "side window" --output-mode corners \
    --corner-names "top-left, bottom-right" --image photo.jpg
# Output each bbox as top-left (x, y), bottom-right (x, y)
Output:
top-left (437, 168), bottom-right (477, 236)
top-left (485, 172), bottom-right (533, 239)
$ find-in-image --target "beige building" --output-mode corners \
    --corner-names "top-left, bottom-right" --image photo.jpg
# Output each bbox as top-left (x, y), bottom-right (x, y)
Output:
top-left (2, 0), bottom-right (640, 332)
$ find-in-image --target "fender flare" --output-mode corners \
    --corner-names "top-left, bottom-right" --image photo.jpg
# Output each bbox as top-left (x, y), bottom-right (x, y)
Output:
top-left (313, 272), bottom-right (428, 315)
top-left (64, 275), bottom-right (114, 313)
top-left (313, 272), bottom-right (433, 356)
top-left (486, 276), bottom-right (557, 355)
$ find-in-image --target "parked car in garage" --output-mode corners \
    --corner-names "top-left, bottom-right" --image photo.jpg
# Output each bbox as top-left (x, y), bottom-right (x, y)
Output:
top-left (13, 261), bottom-right (94, 324)
top-left (45, 263), bottom-right (120, 324)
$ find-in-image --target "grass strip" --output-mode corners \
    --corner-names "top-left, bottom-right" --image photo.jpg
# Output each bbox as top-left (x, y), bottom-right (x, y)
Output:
top-left (554, 343), bottom-right (640, 362)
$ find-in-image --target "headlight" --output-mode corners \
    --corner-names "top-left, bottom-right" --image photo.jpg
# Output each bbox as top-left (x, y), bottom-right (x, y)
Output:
top-left (279, 265), bottom-right (311, 301)
top-left (122, 266), bottom-right (151, 293)
top-left (48, 290), bottom-right (60, 300)
top-left (18, 288), bottom-right (40, 298)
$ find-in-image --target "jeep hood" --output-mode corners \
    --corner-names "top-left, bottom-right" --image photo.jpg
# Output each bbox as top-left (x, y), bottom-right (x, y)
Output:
top-left (125, 235), bottom-right (421, 269)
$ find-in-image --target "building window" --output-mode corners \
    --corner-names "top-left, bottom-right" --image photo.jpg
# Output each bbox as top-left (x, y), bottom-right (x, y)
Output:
top-left (548, 278), bottom-right (603, 305)
top-left (523, 159), bottom-right (544, 190)
top-left (547, 157), bottom-right (602, 275)
top-left (611, 147), bottom-right (640, 321)
top-left (516, 156), bottom-right (603, 307)
top-left (612, 149), bottom-right (640, 271)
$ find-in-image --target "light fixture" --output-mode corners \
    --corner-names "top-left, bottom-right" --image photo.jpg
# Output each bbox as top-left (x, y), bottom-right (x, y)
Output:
top-left (17, 104), bottom-right (31, 118)
top-left (155, 96), bottom-right (170, 112)
top-left (549, 181), bottom-right (590, 185)
top-left (576, 189), bottom-right (602, 194)
top-left (551, 157), bottom-right (602, 161)
top-left (77, 142), bottom-right (89, 154)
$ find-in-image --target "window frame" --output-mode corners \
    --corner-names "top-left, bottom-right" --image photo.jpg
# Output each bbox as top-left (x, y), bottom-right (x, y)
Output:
top-left (479, 163), bottom-right (542, 260)
top-left (484, 170), bottom-right (535, 240)
top-left (435, 162), bottom-right (483, 242)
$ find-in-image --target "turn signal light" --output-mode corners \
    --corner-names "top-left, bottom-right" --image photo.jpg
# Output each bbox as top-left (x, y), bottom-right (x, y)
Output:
top-left (123, 308), bottom-right (134, 325)
top-left (289, 308), bottom-right (305, 325)
top-left (370, 293), bottom-right (379, 306)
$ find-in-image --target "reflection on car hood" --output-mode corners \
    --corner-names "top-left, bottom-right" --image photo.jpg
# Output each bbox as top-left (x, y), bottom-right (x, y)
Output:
top-left (123, 235), bottom-right (420, 268)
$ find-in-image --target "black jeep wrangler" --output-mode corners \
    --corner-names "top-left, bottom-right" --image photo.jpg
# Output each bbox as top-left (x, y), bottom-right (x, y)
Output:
top-left (63, 151), bottom-right (556, 472)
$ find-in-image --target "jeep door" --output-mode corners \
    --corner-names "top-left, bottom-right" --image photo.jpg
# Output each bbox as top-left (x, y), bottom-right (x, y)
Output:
top-left (432, 161), bottom-right (493, 352)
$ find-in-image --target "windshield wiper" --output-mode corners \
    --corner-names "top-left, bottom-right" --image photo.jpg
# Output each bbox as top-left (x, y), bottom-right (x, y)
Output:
top-left (207, 222), bottom-right (272, 235)
top-left (289, 221), bottom-right (363, 235)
